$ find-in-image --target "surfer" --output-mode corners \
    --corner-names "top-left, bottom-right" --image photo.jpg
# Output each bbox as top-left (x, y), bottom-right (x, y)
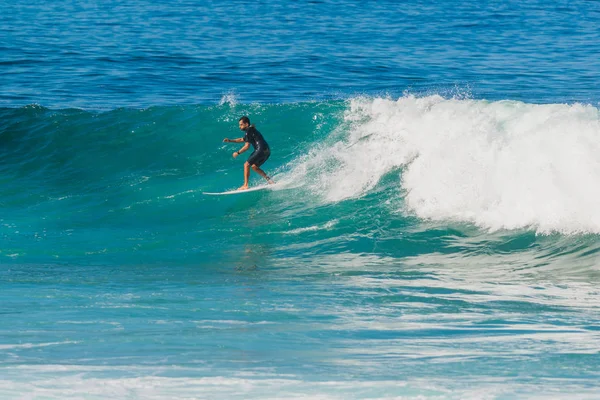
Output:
top-left (223, 116), bottom-right (274, 190)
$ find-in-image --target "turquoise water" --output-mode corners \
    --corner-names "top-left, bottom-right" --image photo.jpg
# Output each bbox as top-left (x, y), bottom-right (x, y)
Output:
top-left (2, 1), bottom-right (600, 399)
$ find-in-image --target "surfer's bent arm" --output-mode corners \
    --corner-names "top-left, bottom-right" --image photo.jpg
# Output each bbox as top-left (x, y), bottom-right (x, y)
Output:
top-left (237, 143), bottom-right (250, 154)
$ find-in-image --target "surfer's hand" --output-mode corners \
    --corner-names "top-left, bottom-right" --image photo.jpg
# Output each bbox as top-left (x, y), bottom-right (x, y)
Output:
top-left (223, 138), bottom-right (230, 143)
top-left (233, 151), bottom-right (238, 158)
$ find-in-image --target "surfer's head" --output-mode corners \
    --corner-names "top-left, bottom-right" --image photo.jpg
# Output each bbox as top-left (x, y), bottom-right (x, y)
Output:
top-left (239, 116), bottom-right (250, 131)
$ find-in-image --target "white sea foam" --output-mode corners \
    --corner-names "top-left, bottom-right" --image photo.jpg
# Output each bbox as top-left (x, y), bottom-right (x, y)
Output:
top-left (0, 368), bottom-right (598, 399)
top-left (0, 341), bottom-right (79, 350)
top-left (291, 95), bottom-right (600, 234)
top-left (285, 219), bottom-right (339, 235)
top-left (219, 93), bottom-right (239, 106)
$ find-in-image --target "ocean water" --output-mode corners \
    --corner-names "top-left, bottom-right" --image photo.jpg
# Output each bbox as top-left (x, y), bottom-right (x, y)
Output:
top-left (2, 1), bottom-right (600, 399)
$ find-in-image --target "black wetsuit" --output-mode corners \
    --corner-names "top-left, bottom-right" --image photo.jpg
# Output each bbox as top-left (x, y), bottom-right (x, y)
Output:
top-left (243, 126), bottom-right (271, 167)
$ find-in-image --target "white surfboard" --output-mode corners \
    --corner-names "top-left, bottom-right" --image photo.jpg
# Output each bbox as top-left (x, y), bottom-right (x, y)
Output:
top-left (203, 183), bottom-right (277, 196)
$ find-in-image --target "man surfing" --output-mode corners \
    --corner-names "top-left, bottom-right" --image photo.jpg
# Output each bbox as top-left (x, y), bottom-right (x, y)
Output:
top-left (223, 116), bottom-right (274, 190)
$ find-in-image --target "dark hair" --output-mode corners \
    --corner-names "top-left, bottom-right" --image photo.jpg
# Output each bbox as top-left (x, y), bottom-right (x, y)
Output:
top-left (239, 116), bottom-right (250, 124)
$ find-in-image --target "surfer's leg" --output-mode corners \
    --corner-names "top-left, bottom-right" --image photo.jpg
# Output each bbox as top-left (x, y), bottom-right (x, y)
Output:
top-left (251, 164), bottom-right (275, 184)
top-left (238, 162), bottom-right (251, 190)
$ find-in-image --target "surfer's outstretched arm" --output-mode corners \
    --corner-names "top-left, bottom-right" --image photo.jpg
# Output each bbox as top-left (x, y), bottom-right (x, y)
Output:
top-left (223, 138), bottom-right (244, 143)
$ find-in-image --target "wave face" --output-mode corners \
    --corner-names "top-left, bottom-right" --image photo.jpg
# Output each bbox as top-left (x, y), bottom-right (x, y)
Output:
top-left (2, 96), bottom-right (600, 278)
top-left (2, 97), bottom-right (600, 399)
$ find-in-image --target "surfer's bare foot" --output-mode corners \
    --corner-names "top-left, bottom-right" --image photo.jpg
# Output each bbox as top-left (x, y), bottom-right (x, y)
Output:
top-left (237, 185), bottom-right (249, 191)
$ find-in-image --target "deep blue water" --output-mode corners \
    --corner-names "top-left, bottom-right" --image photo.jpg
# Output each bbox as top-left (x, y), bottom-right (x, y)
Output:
top-left (2, 1), bottom-right (600, 399)
top-left (2, 0), bottom-right (600, 108)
